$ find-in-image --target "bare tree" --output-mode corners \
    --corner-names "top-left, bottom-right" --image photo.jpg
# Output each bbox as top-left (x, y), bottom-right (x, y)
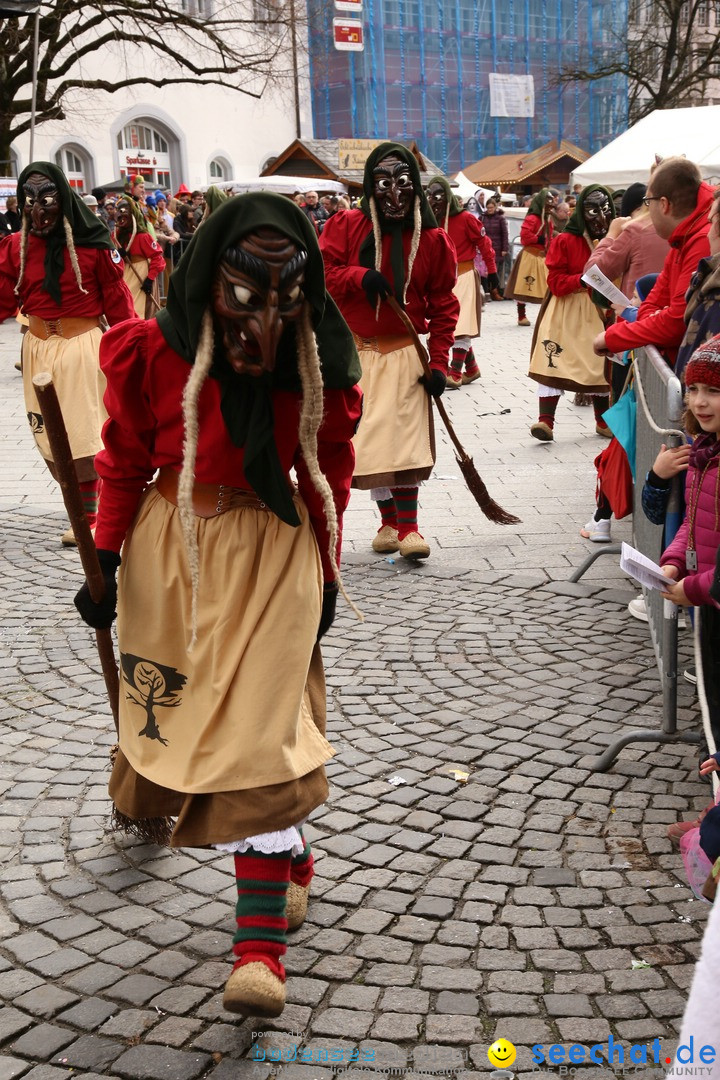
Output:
top-left (557, 0), bottom-right (720, 123)
top-left (0, 0), bottom-right (305, 167)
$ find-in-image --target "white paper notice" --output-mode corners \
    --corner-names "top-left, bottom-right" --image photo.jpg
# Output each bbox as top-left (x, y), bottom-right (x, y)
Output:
top-left (582, 266), bottom-right (633, 309)
top-left (620, 542), bottom-right (671, 591)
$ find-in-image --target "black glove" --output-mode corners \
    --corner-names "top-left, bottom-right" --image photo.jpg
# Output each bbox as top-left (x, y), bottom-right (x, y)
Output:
top-left (487, 272), bottom-right (500, 291)
top-left (74, 549), bottom-right (121, 629)
top-left (420, 369), bottom-right (446, 399)
top-left (141, 278), bottom-right (153, 295)
top-left (362, 269), bottom-right (393, 307)
top-left (317, 582), bottom-right (339, 641)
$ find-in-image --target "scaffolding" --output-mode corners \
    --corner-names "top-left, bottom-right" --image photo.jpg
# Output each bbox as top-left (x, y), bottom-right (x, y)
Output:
top-left (308, 0), bottom-right (628, 173)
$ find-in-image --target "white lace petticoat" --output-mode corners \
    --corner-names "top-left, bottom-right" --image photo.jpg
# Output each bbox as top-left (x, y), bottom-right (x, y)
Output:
top-left (213, 824), bottom-right (305, 857)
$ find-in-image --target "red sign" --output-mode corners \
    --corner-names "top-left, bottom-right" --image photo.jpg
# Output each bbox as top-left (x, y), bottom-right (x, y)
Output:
top-left (333, 18), bottom-right (363, 50)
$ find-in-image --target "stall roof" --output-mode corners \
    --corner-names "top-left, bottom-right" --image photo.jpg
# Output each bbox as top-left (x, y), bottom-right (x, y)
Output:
top-left (261, 139), bottom-right (442, 192)
top-left (216, 175), bottom-right (347, 195)
top-left (462, 140), bottom-right (588, 188)
top-left (571, 106), bottom-right (720, 188)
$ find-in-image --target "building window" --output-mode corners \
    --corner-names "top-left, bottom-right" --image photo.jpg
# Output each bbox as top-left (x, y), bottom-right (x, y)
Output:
top-left (179, 0), bottom-right (214, 13)
top-left (117, 121), bottom-right (173, 188)
top-left (698, 0), bottom-right (709, 24)
top-left (209, 159), bottom-right (225, 179)
top-left (55, 145), bottom-right (90, 189)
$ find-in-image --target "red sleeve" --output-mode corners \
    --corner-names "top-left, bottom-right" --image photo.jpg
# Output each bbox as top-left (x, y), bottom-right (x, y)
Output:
top-left (319, 212), bottom-right (368, 302)
top-left (0, 234), bottom-right (19, 322)
top-left (95, 248), bottom-right (137, 325)
top-left (94, 321), bottom-right (158, 552)
top-left (520, 214), bottom-right (546, 246)
top-left (604, 236), bottom-right (707, 356)
top-left (465, 215), bottom-right (496, 273)
top-left (546, 235), bottom-right (583, 296)
top-left (424, 232), bottom-right (460, 372)
top-left (294, 385), bottom-right (363, 582)
top-left (137, 234), bottom-right (166, 281)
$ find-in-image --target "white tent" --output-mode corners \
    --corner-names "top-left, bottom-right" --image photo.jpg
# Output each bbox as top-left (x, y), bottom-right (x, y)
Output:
top-left (571, 106), bottom-right (720, 189)
top-left (215, 175), bottom-right (348, 196)
top-left (451, 171), bottom-right (497, 204)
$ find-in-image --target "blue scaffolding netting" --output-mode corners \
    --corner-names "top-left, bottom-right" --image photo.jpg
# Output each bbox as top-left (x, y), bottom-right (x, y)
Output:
top-left (308, 0), bottom-right (628, 173)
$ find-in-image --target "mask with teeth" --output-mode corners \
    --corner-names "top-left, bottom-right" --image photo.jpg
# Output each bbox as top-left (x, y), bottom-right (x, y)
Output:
top-left (212, 228), bottom-right (307, 377)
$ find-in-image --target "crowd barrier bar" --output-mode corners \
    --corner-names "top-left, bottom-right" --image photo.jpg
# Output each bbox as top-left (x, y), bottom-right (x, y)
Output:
top-left (570, 344), bottom-right (702, 771)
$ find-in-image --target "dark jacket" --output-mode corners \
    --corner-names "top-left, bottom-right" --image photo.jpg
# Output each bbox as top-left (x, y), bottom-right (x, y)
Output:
top-left (482, 210), bottom-right (509, 262)
top-left (676, 253), bottom-right (720, 383)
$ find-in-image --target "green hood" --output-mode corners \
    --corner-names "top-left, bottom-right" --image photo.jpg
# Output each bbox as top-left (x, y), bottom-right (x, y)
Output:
top-left (425, 174), bottom-right (463, 217)
top-left (156, 192), bottom-right (360, 526)
top-left (527, 187), bottom-right (556, 219)
top-left (116, 197), bottom-right (149, 235)
top-left (17, 160), bottom-right (114, 304)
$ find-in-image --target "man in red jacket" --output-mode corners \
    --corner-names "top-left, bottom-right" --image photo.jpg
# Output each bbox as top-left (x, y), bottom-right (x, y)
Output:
top-left (320, 142), bottom-right (459, 561)
top-left (594, 158), bottom-right (714, 366)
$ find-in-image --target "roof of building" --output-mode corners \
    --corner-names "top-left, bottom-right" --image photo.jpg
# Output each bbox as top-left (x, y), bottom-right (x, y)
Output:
top-left (261, 138), bottom-right (444, 190)
top-left (461, 140), bottom-right (589, 187)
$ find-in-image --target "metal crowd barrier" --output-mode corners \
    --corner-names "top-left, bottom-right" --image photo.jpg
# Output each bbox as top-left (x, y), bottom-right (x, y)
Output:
top-left (570, 344), bottom-right (702, 771)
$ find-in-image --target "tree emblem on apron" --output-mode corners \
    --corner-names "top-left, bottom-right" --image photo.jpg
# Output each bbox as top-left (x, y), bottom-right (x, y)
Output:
top-left (542, 339), bottom-right (563, 368)
top-left (524, 274), bottom-right (536, 286)
top-left (120, 653), bottom-right (187, 746)
top-left (27, 411), bottom-right (44, 436)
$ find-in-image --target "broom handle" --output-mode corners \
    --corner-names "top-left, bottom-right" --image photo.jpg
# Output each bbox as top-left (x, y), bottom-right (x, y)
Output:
top-left (385, 295), bottom-right (468, 459)
top-left (33, 372), bottom-right (120, 731)
top-left (125, 258), bottom-right (161, 311)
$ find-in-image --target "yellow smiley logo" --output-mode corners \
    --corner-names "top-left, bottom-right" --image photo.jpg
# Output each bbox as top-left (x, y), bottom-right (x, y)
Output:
top-left (488, 1039), bottom-right (517, 1069)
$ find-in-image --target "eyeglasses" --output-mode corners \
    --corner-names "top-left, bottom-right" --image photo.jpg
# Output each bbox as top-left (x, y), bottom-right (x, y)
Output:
top-left (642, 196), bottom-right (662, 206)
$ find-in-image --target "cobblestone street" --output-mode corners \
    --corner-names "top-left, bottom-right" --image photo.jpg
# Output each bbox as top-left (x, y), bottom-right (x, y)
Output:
top-left (0, 303), bottom-right (710, 1080)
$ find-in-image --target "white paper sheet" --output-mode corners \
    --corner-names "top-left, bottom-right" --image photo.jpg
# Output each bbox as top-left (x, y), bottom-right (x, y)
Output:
top-left (620, 542), bottom-right (672, 591)
top-left (582, 266), bottom-right (633, 309)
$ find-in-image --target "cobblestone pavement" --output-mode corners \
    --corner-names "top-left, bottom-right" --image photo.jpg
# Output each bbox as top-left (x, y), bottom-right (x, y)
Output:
top-left (0, 305), bottom-right (710, 1080)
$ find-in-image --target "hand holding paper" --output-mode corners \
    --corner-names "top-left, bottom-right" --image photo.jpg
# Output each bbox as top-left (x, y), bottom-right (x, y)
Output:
top-left (620, 542), bottom-right (674, 592)
top-left (582, 266), bottom-right (633, 309)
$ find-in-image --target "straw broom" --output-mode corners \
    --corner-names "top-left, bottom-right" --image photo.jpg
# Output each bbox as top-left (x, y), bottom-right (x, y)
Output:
top-left (385, 296), bottom-right (521, 525)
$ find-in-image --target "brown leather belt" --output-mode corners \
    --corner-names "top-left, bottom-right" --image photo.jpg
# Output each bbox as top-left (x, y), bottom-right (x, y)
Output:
top-left (352, 332), bottom-right (414, 355)
top-left (28, 315), bottom-right (102, 340)
top-left (155, 466), bottom-right (268, 518)
top-left (457, 260), bottom-right (475, 274)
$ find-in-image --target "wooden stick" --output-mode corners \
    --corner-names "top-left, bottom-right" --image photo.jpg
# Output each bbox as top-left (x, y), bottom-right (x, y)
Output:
top-left (33, 372), bottom-right (120, 730)
top-left (124, 258), bottom-right (161, 312)
top-left (385, 296), bottom-right (521, 526)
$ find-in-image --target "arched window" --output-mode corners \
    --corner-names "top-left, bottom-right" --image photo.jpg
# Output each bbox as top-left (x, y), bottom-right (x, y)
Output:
top-left (208, 156), bottom-right (232, 182)
top-left (117, 121), bottom-right (173, 189)
top-left (55, 144), bottom-right (94, 190)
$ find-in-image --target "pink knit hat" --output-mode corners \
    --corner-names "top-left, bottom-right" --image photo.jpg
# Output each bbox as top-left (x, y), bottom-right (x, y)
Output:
top-left (685, 336), bottom-right (720, 389)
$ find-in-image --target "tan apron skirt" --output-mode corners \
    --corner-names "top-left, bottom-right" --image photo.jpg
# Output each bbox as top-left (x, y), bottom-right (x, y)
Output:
top-left (109, 486), bottom-right (333, 845)
top-left (505, 246), bottom-right (548, 303)
top-left (352, 343), bottom-right (435, 489)
top-left (22, 327), bottom-right (105, 481)
top-left (454, 263), bottom-right (482, 338)
top-left (529, 290), bottom-right (609, 394)
top-left (123, 259), bottom-right (157, 319)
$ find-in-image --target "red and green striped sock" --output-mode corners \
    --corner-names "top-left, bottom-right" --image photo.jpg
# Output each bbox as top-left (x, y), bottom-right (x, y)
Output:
top-left (391, 486), bottom-right (419, 540)
top-left (291, 834), bottom-right (314, 888)
top-left (232, 848), bottom-right (290, 981)
top-left (450, 348), bottom-right (466, 375)
top-left (538, 396), bottom-right (559, 429)
top-left (464, 348), bottom-right (479, 377)
top-left (79, 480), bottom-right (100, 529)
top-left (377, 497), bottom-right (397, 530)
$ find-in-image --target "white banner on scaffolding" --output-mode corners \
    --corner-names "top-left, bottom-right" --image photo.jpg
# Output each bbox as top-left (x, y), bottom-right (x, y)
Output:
top-left (488, 73), bottom-right (535, 117)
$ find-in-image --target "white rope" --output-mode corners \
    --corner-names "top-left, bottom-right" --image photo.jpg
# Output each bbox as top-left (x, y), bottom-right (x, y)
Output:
top-left (632, 353), bottom-right (685, 441)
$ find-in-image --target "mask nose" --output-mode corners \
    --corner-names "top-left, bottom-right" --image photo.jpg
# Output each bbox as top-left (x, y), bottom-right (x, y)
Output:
top-left (249, 299), bottom-right (283, 374)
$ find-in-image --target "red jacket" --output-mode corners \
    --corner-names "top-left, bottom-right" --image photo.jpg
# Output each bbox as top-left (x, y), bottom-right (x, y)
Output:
top-left (660, 435), bottom-right (720, 607)
top-left (545, 231), bottom-right (592, 296)
top-left (117, 231), bottom-right (166, 282)
top-left (604, 183), bottom-right (714, 364)
top-left (446, 211), bottom-right (497, 272)
top-left (94, 319), bottom-right (363, 583)
top-left (520, 213), bottom-right (553, 251)
top-left (0, 231), bottom-right (135, 324)
top-left (319, 209), bottom-right (459, 372)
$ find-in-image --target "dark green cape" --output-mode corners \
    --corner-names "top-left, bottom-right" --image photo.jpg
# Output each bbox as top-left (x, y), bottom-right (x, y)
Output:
top-left (358, 141), bottom-right (438, 301)
top-left (425, 174), bottom-right (463, 216)
top-left (527, 187), bottom-right (555, 219)
top-left (156, 192), bottom-right (360, 526)
top-left (17, 161), bottom-right (114, 305)
top-left (564, 183), bottom-right (616, 238)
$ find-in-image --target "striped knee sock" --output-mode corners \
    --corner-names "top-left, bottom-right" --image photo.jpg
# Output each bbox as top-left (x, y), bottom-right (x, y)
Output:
top-left (464, 347), bottom-right (479, 377)
top-left (538, 396), bottom-right (559, 429)
top-left (391, 486), bottom-right (419, 540)
top-left (232, 848), bottom-right (290, 981)
top-left (79, 480), bottom-right (100, 528)
top-left (377, 497), bottom-right (397, 530)
top-left (450, 348), bottom-right (466, 375)
top-left (291, 834), bottom-right (314, 888)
